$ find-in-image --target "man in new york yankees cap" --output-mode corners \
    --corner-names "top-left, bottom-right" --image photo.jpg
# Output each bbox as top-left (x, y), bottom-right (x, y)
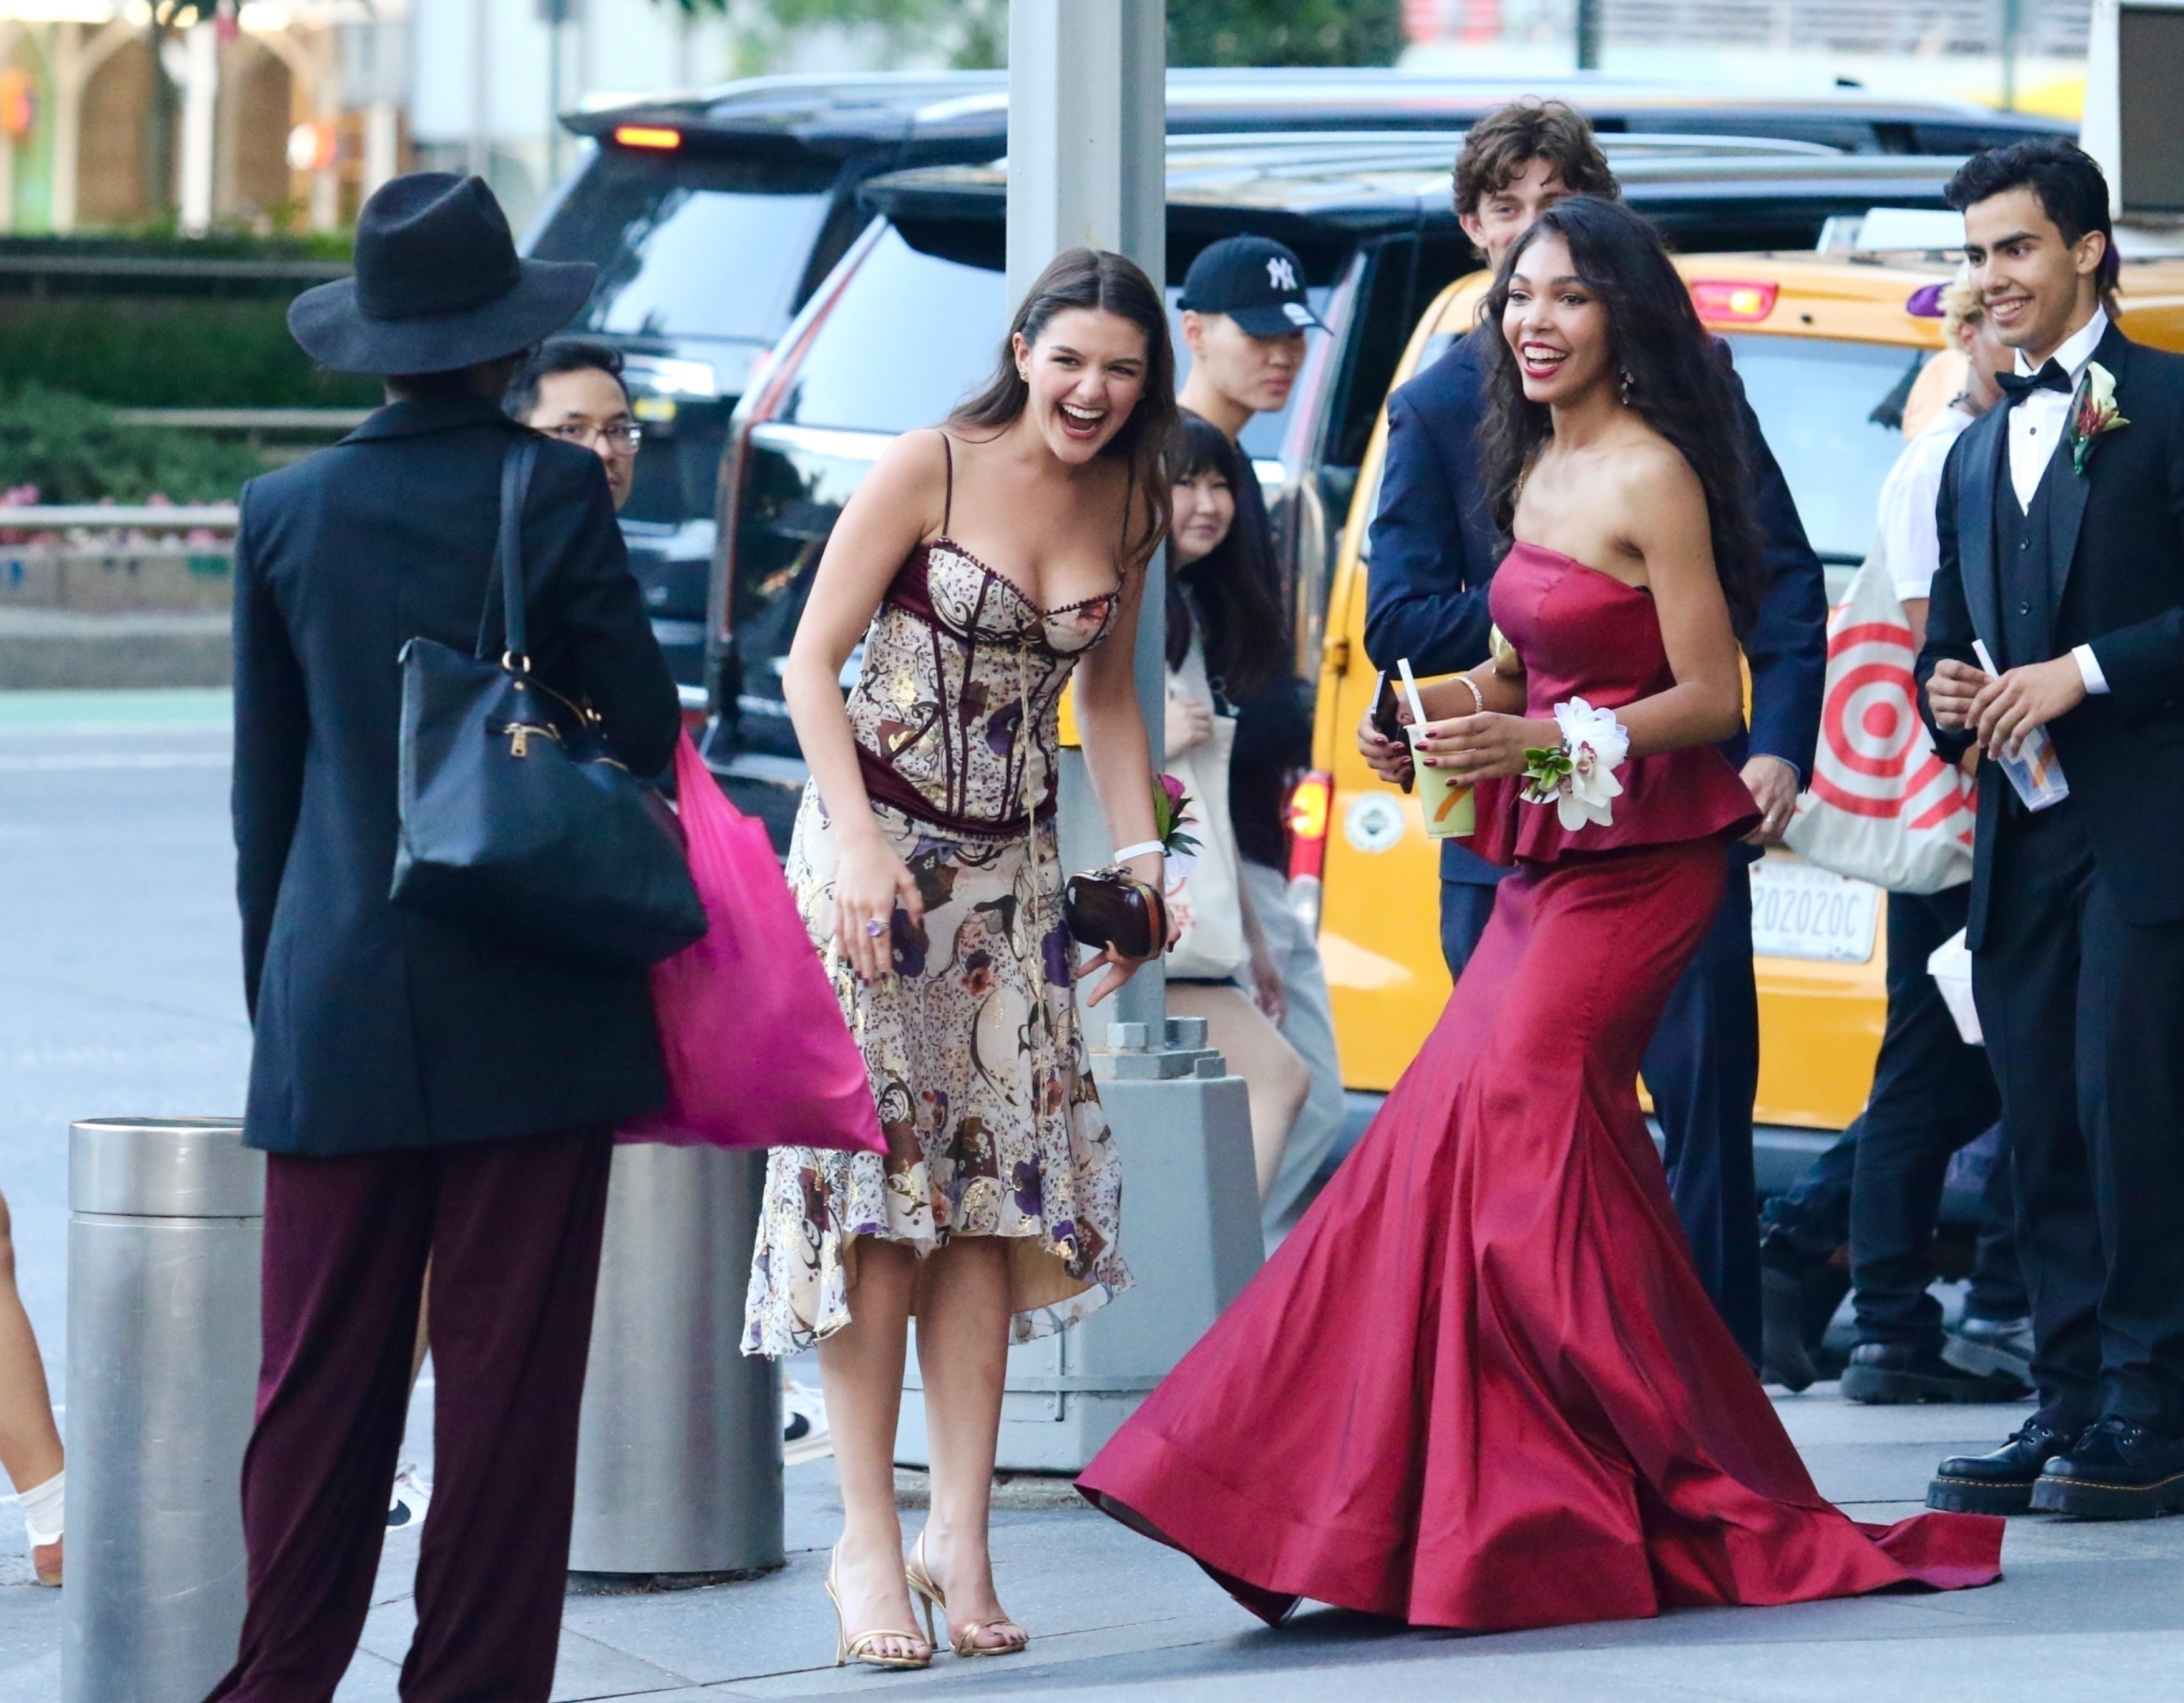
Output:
top-left (1177, 234), bottom-right (1325, 439)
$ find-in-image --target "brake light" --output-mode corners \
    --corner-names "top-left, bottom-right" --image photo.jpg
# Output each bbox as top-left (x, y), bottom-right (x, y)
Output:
top-left (614, 125), bottom-right (681, 150)
top-left (1287, 770), bottom-right (1332, 882)
top-left (1688, 280), bottom-right (1778, 324)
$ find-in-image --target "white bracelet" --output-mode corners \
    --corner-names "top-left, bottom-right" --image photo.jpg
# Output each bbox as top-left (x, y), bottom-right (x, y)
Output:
top-left (1457, 675), bottom-right (1485, 716)
top-left (1112, 840), bottom-right (1166, 863)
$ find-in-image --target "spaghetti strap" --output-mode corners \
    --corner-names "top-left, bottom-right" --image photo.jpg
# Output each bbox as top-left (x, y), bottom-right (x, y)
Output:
top-left (937, 430), bottom-right (954, 535)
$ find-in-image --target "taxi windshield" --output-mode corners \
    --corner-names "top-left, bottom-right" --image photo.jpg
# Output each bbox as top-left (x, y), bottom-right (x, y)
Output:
top-left (1720, 333), bottom-right (1926, 564)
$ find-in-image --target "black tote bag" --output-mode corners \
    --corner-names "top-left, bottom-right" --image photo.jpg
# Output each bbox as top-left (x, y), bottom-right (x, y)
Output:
top-left (390, 439), bottom-right (708, 969)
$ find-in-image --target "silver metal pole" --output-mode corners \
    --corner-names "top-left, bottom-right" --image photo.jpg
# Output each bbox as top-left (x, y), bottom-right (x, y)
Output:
top-left (1010, 0), bottom-right (1170, 1035)
top-left (64, 1118), bottom-right (263, 1703)
top-left (894, 0), bottom-right (1262, 1476)
top-left (568, 1144), bottom-right (784, 1581)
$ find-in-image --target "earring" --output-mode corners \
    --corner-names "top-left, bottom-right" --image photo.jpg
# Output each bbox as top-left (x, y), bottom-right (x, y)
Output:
top-left (1618, 369), bottom-right (1635, 405)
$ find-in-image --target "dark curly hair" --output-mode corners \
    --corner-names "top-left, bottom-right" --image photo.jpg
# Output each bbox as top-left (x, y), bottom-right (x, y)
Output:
top-left (1475, 195), bottom-right (1765, 632)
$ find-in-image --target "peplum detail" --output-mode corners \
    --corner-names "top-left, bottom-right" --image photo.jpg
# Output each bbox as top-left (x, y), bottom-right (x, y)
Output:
top-left (1468, 542), bottom-right (1760, 865)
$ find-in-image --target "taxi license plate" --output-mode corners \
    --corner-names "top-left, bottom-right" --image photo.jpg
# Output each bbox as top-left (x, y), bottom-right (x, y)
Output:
top-left (1750, 856), bottom-right (1880, 964)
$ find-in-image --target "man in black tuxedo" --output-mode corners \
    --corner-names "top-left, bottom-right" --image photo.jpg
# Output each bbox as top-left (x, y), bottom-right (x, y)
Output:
top-left (1919, 139), bottom-right (2184, 1520)
top-left (1360, 99), bottom-right (1828, 1362)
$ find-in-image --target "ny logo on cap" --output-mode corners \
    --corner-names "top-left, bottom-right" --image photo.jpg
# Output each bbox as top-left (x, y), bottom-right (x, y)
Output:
top-left (1265, 255), bottom-right (1299, 293)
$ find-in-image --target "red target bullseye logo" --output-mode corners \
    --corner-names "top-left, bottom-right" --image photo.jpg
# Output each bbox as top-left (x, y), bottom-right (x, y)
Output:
top-left (1809, 619), bottom-right (1973, 831)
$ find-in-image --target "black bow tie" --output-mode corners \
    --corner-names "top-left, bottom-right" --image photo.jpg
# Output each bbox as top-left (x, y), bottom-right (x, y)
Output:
top-left (1997, 359), bottom-right (2073, 402)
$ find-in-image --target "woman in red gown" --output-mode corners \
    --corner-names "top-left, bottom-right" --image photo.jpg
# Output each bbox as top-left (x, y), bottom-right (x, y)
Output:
top-left (1077, 197), bottom-right (2004, 1633)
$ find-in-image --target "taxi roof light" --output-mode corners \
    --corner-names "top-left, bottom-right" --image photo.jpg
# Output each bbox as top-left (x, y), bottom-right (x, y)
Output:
top-left (614, 125), bottom-right (682, 150)
top-left (1688, 279), bottom-right (1778, 324)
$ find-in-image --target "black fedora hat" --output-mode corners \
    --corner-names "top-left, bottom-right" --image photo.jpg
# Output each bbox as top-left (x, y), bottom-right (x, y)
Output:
top-left (288, 173), bottom-right (597, 375)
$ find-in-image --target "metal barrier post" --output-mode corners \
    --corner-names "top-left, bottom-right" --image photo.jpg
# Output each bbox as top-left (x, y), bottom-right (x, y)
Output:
top-left (568, 1144), bottom-right (784, 1583)
top-left (64, 1117), bottom-right (263, 1703)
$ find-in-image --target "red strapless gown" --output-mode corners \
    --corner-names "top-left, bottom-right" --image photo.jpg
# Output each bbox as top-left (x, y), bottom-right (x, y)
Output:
top-left (1077, 544), bottom-right (2003, 1632)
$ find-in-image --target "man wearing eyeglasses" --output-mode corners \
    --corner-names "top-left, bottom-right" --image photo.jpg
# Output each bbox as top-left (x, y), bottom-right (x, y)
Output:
top-left (507, 341), bottom-right (642, 511)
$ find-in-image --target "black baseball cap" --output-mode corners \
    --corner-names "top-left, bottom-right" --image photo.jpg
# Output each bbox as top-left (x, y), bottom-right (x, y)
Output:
top-left (1177, 235), bottom-right (1325, 338)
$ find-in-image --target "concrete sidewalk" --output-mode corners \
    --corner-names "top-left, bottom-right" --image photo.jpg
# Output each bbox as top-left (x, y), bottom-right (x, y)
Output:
top-left (314, 1387), bottom-right (2173, 1702)
top-left (1, 1382), bottom-right (2177, 1701)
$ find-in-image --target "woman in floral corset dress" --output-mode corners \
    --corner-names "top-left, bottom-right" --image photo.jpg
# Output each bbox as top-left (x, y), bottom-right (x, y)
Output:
top-left (1078, 198), bottom-right (2004, 1632)
top-left (746, 249), bottom-right (1177, 1669)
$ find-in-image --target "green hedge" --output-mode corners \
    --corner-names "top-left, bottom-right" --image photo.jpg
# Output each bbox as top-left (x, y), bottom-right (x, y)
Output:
top-left (0, 384), bottom-right (268, 504)
top-left (0, 298), bottom-right (378, 409)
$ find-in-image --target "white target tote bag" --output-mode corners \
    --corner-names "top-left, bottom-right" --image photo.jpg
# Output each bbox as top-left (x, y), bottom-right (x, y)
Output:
top-left (1782, 554), bottom-right (1974, 895)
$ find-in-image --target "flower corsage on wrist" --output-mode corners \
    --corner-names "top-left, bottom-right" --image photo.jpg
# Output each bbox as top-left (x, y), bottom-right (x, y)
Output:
top-left (1521, 697), bottom-right (1631, 831)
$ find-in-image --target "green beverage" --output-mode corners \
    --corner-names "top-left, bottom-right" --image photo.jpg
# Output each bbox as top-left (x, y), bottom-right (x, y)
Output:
top-left (1408, 725), bottom-right (1476, 839)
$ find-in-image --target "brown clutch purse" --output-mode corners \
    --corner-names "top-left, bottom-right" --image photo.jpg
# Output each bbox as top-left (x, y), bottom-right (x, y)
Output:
top-left (1062, 866), bottom-right (1168, 964)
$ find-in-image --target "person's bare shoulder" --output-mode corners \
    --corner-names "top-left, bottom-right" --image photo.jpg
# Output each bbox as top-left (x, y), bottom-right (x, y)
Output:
top-left (1607, 424), bottom-right (1705, 526)
top-left (858, 426), bottom-right (953, 541)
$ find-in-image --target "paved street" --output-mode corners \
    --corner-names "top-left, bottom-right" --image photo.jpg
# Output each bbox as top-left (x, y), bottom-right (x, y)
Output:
top-left (5, 690), bottom-right (2184, 1701)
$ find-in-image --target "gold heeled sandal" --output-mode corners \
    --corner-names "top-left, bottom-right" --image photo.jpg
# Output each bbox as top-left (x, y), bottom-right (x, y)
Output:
top-left (905, 1531), bottom-right (1030, 1659)
top-left (826, 1542), bottom-right (932, 1671)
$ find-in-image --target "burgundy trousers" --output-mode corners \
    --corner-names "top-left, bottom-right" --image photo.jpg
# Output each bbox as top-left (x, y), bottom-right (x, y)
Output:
top-left (204, 1125), bottom-right (613, 1703)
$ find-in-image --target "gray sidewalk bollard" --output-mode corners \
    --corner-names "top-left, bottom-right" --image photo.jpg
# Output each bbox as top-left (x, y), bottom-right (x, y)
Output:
top-left (568, 1143), bottom-right (784, 1583)
top-left (65, 1117), bottom-right (263, 1703)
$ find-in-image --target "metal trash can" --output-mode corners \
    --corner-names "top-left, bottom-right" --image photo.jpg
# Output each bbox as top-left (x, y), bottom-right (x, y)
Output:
top-left (65, 1117), bottom-right (263, 1703)
top-left (568, 1143), bottom-right (783, 1582)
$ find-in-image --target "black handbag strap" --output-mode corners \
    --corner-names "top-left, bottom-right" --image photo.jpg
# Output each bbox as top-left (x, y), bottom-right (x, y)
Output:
top-left (477, 437), bottom-right (542, 667)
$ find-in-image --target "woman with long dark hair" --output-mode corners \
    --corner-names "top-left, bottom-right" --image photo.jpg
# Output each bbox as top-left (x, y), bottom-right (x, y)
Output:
top-left (1161, 410), bottom-right (1310, 1198)
top-left (1079, 197), bottom-right (2004, 1629)
top-left (745, 248), bottom-right (1174, 1669)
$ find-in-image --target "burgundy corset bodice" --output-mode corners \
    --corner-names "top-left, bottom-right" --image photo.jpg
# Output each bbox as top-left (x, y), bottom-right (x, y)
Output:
top-left (847, 535), bottom-right (1120, 839)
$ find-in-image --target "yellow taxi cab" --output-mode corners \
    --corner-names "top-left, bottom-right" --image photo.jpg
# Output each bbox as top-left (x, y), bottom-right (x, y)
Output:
top-left (1294, 248), bottom-right (2184, 1129)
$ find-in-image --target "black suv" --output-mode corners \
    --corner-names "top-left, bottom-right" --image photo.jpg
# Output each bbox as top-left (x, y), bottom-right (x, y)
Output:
top-left (523, 71), bottom-right (2065, 689)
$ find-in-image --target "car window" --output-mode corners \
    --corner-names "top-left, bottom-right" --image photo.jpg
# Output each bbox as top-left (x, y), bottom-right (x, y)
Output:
top-left (776, 225), bottom-right (1008, 432)
top-left (533, 150), bottom-right (836, 345)
top-left (1721, 334), bottom-right (1926, 563)
top-left (781, 220), bottom-right (1327, 458)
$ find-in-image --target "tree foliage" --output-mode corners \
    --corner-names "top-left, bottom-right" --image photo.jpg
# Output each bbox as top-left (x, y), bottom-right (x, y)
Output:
top-left (666, 1), bottom-right (1402, 72)
top-left (1169, 0), bottom-right (1403, 67)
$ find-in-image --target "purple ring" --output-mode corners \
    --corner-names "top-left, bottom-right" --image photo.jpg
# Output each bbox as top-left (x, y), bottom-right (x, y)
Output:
top-left (864, 918), bottom-right (886, 938)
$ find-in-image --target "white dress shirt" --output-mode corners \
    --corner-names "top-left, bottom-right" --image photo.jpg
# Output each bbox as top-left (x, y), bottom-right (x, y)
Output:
top-left (2006, 308), bottom-right (2110, 694)
top-left (1876, 403), bottom-right (1974, 603)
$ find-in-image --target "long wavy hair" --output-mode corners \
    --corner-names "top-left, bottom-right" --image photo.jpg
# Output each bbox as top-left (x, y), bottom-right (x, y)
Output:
top-left (951, 247), bottom-right (1177, 566)
top-left (1164, 409), bottom-right (1285, 701)
top-left (1475, 196), bottom-right (1766, 631)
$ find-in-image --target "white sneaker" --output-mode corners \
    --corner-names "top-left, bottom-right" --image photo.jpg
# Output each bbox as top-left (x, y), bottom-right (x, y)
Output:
top-left (386, 1461), bottom-right (431, 1531)
top-left (782, 1378), bottom-right (831, 1465)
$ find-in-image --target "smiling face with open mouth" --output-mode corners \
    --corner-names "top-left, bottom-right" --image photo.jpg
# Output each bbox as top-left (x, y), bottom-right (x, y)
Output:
top-left (1500, 232), bottom-right (1614, 410)
top-left (1013, 307), bottom-right (1150, 466)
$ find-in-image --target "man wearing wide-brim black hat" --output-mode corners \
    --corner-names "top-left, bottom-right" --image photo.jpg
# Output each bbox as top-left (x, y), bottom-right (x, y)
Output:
top-left (206, 174), bottom-right (679, 1703)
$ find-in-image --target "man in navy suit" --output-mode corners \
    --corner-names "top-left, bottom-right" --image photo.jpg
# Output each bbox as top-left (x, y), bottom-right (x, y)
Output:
top-left (1920, 140), bottom-right (2184, 1520)
top-left (1360, 99), bottom-right (1828, 1362)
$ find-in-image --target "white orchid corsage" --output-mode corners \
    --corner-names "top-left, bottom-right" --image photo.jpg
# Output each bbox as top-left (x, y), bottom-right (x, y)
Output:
top-left (2069, 361), bottom-right (2129, 476)
top-left (1521, 697), bottom-right (1631, 831)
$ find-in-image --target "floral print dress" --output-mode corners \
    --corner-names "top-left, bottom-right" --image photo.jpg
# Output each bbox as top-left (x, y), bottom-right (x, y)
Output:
top-left (743, 437), bottom-right (1134, 1355)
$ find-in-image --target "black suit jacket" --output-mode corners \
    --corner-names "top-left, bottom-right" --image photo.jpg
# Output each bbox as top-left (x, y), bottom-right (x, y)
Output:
top-left (1363, 324), bottom-right (1828, 882)
top-left (233, 394), bottom-right (681, 1156)
top-left (1918, 322), bottom-right (2184, 949)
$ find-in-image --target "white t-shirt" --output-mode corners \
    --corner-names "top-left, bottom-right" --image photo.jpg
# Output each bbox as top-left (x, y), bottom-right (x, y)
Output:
top-left (1874, 403), bottom-right (1976, 604)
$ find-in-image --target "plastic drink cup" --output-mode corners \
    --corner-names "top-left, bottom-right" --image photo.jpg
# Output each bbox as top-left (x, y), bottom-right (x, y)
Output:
top-left (1971, 640), bottom-right (2069, 811)
top-left (1407, 725), bottom-right (1476, 838)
